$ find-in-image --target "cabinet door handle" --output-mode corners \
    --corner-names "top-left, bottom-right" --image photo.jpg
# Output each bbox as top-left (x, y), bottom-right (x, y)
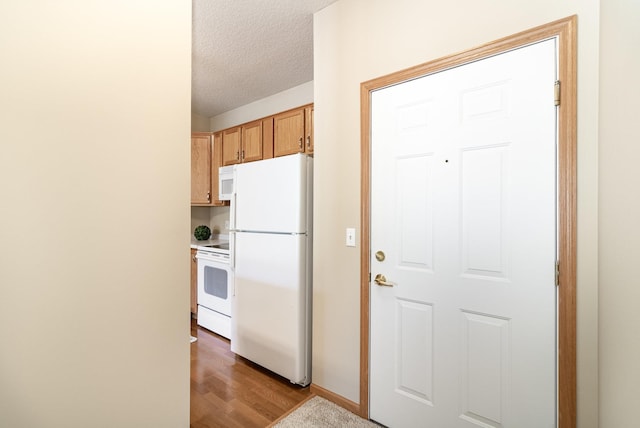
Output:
top-left (207, 191), bottom-right (210, 202)
top-left (298, 137), bottom-right (303, 150)
top-left (236, 151), bottom-right (240, 160)
top-left (241, 150), bottom-right (244, 160)
top-left (306, 135), bottom-right (311, 148)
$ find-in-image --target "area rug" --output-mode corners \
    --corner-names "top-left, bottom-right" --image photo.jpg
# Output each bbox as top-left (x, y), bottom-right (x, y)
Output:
top-left (270, 396), bottom-right (380, 428)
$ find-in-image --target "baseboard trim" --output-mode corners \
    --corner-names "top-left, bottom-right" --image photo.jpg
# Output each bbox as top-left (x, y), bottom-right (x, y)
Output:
top-left (309, 383), bottom-right (364, 417)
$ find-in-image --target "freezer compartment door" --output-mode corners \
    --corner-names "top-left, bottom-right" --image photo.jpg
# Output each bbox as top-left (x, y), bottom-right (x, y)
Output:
top-left (234, 154), bottom-right (308, 233)
top-left (230, 232), bottom-right (310, 385)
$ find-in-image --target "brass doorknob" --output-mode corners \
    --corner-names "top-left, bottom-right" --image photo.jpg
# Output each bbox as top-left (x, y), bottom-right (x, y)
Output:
top-left (375, 250), bottom-right (385, 262)
top-left (374, 274), bottom-right (394, 287)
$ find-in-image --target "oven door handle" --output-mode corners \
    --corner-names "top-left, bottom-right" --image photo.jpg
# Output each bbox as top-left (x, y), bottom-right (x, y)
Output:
top-left (195, 252), bottom-right (226, 262)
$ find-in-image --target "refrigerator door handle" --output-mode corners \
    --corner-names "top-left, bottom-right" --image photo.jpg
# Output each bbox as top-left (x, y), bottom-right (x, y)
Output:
top-left (229, 191), bottom-right (236, 231)
top-left (230, 233), bottom-right (236, 297)
top-left (230, 191), bottom-right (237, 272)
top-left (230, 231), bottom-right (235, 268)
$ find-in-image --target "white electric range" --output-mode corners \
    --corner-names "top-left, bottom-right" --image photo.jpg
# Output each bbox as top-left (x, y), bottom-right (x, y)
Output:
top-left (195, 241), bottom-right (232, 339)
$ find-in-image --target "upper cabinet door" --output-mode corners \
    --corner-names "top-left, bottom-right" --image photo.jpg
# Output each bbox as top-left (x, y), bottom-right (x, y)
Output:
top-left (222, 127), bottom-right (241, 166)
top-left (191, 133), bottom-right (212, 205)
top-left (262, 117), bottom-right (274, 160)
top-left (241, 120), bottom-right (263, 163)
top-left (274, 107), bottom-right (306, 157)
top-left (304, 105), bottom-right (314, 155)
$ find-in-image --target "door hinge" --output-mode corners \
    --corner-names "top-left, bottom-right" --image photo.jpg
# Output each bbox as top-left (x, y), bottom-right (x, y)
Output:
top-left (555, 260), bottom-right (560, 286)
top-left (554, 80), bottom-right (561, 106)
top-left (368, 272), bottom-right (371, 283)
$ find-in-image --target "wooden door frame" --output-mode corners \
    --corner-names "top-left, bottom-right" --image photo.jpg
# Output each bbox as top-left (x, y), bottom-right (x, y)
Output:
top-left (359, 16), bottom-right (577, 427)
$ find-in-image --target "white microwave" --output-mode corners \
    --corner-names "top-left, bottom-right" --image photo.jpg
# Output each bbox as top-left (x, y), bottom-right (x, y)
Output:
top-left (219, 165), bottom-right (234, 201)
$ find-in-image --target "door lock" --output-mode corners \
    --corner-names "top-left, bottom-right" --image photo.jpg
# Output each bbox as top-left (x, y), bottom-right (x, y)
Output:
top-left (375, 250), bottom-right (385, 262)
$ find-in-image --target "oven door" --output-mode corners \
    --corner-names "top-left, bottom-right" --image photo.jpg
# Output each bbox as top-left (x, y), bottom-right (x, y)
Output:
top-left (196, 251), bottom-right (232, 317)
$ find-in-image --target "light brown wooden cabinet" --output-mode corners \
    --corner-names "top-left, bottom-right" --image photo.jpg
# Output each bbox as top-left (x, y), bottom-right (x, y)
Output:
top-left (273, 104), bottom-right (313, 157)
top-left (191, 132), bottom-right (226, 206)
top-left (190, 248), bottom-right (197, 316)
top-left (216, 103), bottom-right (312, 166)
top-left (262, 117), bottom-right (274, 159)
top-left (241, 120), bottom-right (264, 162)
top-left (191, 133), bottom-right (212, 205)
top-left (211, 132), bottom-right (224, 205)
top-left (221, 120), bottom-right (267, 166)
top-left (221, 127), bottom-right (241, 166)
top-left (304, 105), bottom-right (314, 154)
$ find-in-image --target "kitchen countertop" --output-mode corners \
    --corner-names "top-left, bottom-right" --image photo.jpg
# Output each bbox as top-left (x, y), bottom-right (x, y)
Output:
top-left (190, 234), bottom-right (229, 250)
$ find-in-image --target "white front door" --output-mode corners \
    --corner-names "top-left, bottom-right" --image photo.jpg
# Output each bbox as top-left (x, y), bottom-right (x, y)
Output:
top-left (370, 39), bottom-right (558, 427)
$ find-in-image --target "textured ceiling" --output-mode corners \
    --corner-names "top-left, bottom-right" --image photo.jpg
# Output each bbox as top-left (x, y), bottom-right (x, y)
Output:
top-left (192, 0), bottom-right (338, 118)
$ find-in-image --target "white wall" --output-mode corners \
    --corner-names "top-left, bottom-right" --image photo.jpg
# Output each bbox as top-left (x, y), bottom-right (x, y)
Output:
top-left (313, 0), bottom-right (600, 425)
top-left (598, 0), bottom-right (640, 426)
top-left (0, 1), bottom-right (191, 427)
top-left (190, 206), bottom-right (230, 239)
top-left (210, 81), bottom-right (314, 131)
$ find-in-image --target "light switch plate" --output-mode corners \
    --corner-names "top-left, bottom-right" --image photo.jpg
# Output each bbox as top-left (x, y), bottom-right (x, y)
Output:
top-left (346, 228), bottom-right (356, 247)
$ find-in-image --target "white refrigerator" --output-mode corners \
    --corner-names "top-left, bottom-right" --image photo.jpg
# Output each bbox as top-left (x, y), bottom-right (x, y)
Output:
top-left (229, 153), bottom-right (312, 386)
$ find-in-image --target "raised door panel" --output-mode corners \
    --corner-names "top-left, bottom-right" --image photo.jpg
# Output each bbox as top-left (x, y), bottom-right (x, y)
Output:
top-left (304, 105), bottom-right (314, 154)
top-left (191, 133), bottom-right (212, 205)
top-left (274, 108), bottom-right (305, 157)
top-left (241, 120), bottom-right (263, 163)
top-left (222, 127), bottom-right (241, 166)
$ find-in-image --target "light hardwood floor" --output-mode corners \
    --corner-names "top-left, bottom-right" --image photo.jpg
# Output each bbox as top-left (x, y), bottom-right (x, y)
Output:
top-left (190, 320), bottom-right (312, 427)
